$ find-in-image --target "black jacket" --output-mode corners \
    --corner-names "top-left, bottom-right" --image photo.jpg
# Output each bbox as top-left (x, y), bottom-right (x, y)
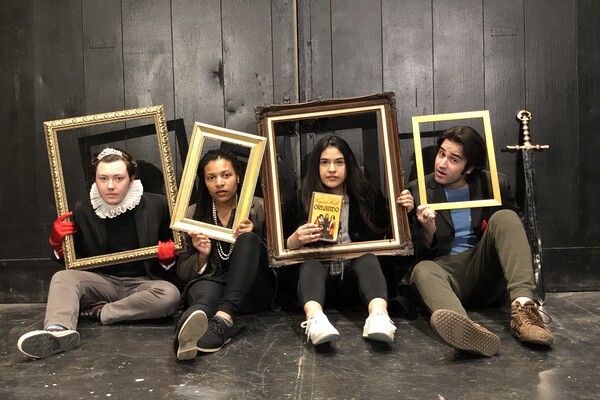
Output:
top-left (71, 192), bottom-right (177, 283)
top-left (407, 171), bottom-right (521, 261)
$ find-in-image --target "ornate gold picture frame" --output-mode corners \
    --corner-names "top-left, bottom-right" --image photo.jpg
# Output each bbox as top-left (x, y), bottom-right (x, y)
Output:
top-left (170, 122), bottom-right (267, 243)
top-left (44, 105), bottom-right (184, 270)
top-left (256, 92), bottom-right (413, 267)
top-left (411, 110), bottom-right (502, 211)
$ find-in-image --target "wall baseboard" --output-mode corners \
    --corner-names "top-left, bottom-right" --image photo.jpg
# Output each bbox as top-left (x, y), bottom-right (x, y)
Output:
top-left (1, 248), bottom-right (598, 303)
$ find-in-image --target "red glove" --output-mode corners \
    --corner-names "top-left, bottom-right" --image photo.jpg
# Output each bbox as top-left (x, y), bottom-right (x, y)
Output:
top-left (157, 240), bottom-right (177, 268)
top-left (49, 212), bottom-right (76, 255)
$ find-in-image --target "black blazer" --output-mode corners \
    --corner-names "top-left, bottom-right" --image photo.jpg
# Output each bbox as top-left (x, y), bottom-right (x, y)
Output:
top-left (72, 192), bottom-right (176, 282)
top-left (407, 171), bottom-right (520, 261)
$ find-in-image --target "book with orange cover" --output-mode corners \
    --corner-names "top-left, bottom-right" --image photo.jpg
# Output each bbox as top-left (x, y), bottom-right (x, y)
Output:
top-left (308, 191), bottom-right (344, 243)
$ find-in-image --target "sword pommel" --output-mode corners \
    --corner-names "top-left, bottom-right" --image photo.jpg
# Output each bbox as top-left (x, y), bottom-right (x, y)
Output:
top-left (516, 110), bottom-right (532, 122)
top-left (507, 109), bottom-right (549, 151)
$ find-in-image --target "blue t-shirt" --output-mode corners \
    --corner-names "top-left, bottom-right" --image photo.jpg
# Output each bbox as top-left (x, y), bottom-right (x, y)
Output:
top-left (444, 187), bottom-right (477, 254)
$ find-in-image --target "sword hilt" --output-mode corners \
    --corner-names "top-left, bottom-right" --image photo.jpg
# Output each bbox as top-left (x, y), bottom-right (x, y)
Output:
top-left (506, 109), bottom-right (549, 151)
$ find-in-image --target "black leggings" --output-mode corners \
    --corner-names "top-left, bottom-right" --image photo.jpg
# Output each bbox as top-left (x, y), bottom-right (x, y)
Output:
top-left (297, 253), bottom-right (388, 307)
top-left (181, 232), bottom-right (275, 322)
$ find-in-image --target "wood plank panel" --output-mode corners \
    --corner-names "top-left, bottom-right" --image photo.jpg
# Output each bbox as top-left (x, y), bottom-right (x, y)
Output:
top-left (577, 0), bottom-right (600, 248)
top-left (382, 0), bottom-right (434, 182)
top-left (122, 0), bottom-right (174, 117)
top-left (82, 0), bottom-right (125, 115)
top-left (331, 0), bottom-right (382, 98)
top-left (172, 0), bottom-right (224, 135)
top-left (271, 0), bottom-right (297, 104)
top-left (432, 0), bottom-right (484, 116)
top-left (0, 1), bottom-right (37, 258)
top-left (221, 0), bottom-right (273, 133)
top-left (524, 0), bottom-right (578, 246)
top-left (122, 0), bottom-right (174, 165)
top-left (298, 0), bottom-right (333, 101)
top-left (383, 0), bottom-right (433, 132)
top-left (483, 0), bottom-right (525, 194)
top-left (33, 0), bottom-right (86, 254)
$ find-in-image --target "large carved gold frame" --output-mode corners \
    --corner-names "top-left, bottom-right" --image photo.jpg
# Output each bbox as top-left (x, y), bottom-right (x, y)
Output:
top-left (256, 92), bottom-right (413, 267)
top-left (411, 110), bottom-right (502, 211)
top-left (170, 122), bottom-right (267, 243)
top-left (44, 105), bottom-right (184, 271)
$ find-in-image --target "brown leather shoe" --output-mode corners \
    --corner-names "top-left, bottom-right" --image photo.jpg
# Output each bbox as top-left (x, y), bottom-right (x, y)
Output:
top-left (430, 309), bottom-right (500, 357)
top-left (510, 300), bottom-right (553, 346)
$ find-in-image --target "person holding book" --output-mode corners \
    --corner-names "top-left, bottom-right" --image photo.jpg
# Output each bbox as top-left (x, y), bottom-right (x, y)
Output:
top-left (284, 135), bottom-right (412, 345)
top-left (173, 149), bottom-right (275, 360)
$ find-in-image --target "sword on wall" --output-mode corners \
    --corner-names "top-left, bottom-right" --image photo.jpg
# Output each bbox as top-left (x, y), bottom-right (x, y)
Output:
top-left (506, 110), bottom-right (549, 305)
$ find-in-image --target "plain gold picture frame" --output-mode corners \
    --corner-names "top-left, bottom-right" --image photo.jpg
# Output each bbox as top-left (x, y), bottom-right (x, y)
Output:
top-left (44, 105), bottom-right (184, 271)
top-left (170, 122), bottom-right (267, 243)
top-left (411, 110), bottom-right (502, 211)
top-left (256, 92), bottom-right (413, 267)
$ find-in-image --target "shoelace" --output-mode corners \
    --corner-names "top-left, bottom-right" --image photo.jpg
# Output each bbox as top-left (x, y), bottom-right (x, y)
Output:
top-left (208, 318), bottom-right (225, 335)
top-left (519, 303), bottom-right (552, 326)
top-left (300, 317), bottom-right (320, 342)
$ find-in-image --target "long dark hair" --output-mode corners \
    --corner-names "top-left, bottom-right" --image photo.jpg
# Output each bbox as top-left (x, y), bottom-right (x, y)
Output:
top-left (301, 135), bottom-right (382, 233)
top-left (193, 148), bottom-right (243, 223)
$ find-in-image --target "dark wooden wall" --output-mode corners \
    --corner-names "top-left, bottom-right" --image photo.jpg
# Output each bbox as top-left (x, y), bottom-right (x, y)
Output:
top-left (1, 0), bottom-right (598, 301)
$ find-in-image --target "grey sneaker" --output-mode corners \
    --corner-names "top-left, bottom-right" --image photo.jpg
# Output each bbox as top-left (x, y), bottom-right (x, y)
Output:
top-left (18, 330), bottom-right (80, 359)
top-left (430, 309), bottom-right (500, 357)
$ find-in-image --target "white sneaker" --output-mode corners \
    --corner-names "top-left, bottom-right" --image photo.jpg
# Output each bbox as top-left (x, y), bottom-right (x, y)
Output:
top-left (300, 313), bottom-right (340, 345)
top-left (18, 329), bottom-right (80, 359)
top-left (363, 310), bottom-right (396, 343)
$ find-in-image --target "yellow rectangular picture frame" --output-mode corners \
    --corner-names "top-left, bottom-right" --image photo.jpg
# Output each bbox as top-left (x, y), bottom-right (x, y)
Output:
top-left (411, 110), bottom-right (502, 211)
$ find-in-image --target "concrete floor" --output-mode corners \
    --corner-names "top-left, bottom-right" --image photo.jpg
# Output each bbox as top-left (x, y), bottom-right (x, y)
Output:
top-left (1, 292), bottom-right (598, 400)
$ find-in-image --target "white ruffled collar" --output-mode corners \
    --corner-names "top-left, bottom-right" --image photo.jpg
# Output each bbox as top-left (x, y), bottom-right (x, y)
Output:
top-left (90, 180), bottom-right (144, 219)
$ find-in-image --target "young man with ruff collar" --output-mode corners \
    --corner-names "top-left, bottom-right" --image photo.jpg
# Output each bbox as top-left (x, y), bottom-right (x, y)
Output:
top-left (18, 148), bottom-right (180, 359)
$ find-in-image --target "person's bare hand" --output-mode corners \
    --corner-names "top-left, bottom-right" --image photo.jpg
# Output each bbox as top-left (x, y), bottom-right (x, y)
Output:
top-left (189, 231), bottom-right (211, 256)
top-left (292, 223), bottom-right (323, 247)
top-left (396, 189), bottom-right (414, 213)
top-left (417, 205), bottom-right (437, 230)
top-left (233, 219), bottom-right (254, 238)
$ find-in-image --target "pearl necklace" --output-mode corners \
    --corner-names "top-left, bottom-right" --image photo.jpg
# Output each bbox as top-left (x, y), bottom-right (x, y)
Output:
top-left (212, 195), bottom-right (237, 260)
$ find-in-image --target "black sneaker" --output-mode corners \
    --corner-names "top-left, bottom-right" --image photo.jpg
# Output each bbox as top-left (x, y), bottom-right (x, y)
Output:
top-left (197, 317), bottom-right (235, 353)
top-left (79, 302), bottom-right (106, 322)
top-left (18, 330), bottom-right (80, 359)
